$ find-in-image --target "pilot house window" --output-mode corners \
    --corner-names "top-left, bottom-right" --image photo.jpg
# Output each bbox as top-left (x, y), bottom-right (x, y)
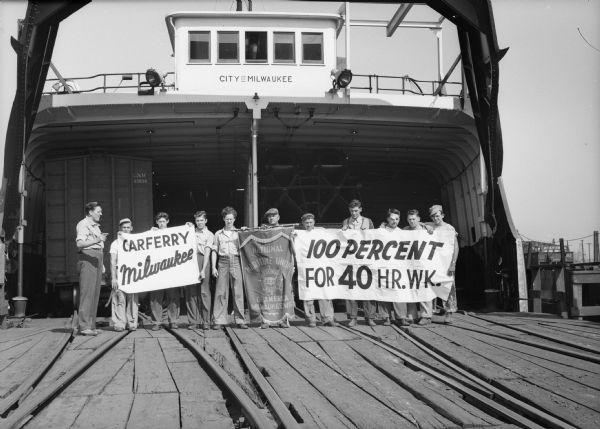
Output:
top-left (218, 31), bottom-right (239, 63)
top-left (273, 32), bottom-right (295, 63)
top-left (189, 31), bottom-right (210, 63)
top-left (245, 31), bottom-right (267, 63)
top-left (302, 32), bottom-right (323, 64)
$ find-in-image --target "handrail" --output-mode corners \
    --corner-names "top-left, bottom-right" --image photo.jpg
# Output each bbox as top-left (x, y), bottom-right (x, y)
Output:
top-left (42, 70), bottom-right (461, 97)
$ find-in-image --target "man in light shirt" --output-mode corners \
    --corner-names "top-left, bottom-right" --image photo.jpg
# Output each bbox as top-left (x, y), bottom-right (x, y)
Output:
top-left (110, 218), bottom-right (139, 331)
top-left (341, 199), bottom-right (376, 327)
top-left (300, 213), bottom-right (337, 328)
top-left (75, 202), bottom-right (109, 336)
top-left (211, 206), bottom-right (248, 329)
top-left (186, 211), bottom-right (214, 330)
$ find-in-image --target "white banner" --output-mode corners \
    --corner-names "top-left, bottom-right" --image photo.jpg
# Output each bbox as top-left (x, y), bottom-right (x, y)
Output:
top-left (294, 228), bottom-right (455, 302)
top-left (117, 225), bottom-right (199, 293)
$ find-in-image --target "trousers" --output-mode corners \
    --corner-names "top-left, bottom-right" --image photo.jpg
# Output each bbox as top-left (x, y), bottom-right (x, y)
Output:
top-left (213, 255), bottom-right (246, 325)
top-left (346, 299), bottom-right (375, 319)
top-left (111, 290), bottom-right (139, 329)
top-left (185, 253), bottom-right (212, 325)
top-left (150, 287), bottom-right (180, 326)
top-left (77, 249), bottom-right (103, 332)
top-left (304, 300), bottom-right (334, 323)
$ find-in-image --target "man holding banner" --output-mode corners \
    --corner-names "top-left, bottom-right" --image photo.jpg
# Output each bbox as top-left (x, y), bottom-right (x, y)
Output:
top-left (427, 205), bottom-right (460, 324)
top-left (294, 213), bottom-right (456, 318)
top-left (341, 199), bottom-right (376, 327)
top-left (238, 208), bottom-right (296, 328)
top-left (299, 213), bottom-right (336, 328)
top-left (110, 218), bottom-right (138, 331)
top-left (149, 212), bottom-right (181, 330)
top-left (114, 213), bottom-right (199, 331)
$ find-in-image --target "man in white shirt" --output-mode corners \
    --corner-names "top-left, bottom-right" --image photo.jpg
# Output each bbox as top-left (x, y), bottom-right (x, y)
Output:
top-left (185, 211), bottom-right (214, 329)
top-left (110, 218), bottom-right (139, 331)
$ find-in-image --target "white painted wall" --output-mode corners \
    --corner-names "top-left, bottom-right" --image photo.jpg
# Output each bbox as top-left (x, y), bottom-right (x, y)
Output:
top-left (169, 12), bottom-right (340, 97)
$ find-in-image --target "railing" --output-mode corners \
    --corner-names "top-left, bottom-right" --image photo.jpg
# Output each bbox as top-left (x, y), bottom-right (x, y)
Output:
top-left (43, 71), bottom-right (462, 97)
top-left (42, 72), bottom-right (175, 95)
top-left (350, 74), bottom-right (463, 96)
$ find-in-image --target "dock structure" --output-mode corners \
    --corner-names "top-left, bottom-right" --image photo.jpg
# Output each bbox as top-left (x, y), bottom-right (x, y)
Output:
top-left (1, 312), bottom-right (598, 429)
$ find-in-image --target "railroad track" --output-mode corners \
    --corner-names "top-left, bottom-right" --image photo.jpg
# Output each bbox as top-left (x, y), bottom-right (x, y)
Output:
top-left (341, 314), bottom-right (599, 429)
top-left (0, 326), bottom-right (288, 429)
top-left (2, 313), bottom-right (597, 429)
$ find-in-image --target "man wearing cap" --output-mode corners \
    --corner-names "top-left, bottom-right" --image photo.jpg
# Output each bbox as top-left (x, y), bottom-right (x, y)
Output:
top-left (150, 212), bottom-right (181, 330)
top-left (427, 204), bottom-right (459, 324)
top-left (263, 208), bottom-right (281, 228)
top-left (110, 218), bottom-right (138, 331)
top-left (299, 213), bottom-right (337, 327)
top-left (341, 199), bottom-right (376, 327)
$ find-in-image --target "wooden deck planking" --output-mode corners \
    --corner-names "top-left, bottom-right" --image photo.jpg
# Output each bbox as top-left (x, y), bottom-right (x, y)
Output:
top-left (243, 342), bottom-right (356, 428)
top-left (427, 327), bottom-right (600, 413)
top-left (315, 340), bottom-right (459, 429)
top-left (126, 392), bottom-right (180, 429)
top-left (413, 325), bottom-right (600, 429)
top-left (0, 333), bottom-right (67, 399)
top-left (232, 327), bottom-right (267, 344)
top-left (0, 337), bottom-right (38, 373)
top-left (347, 339), bottom-right (504, 427)
top-left (455, 328), bottom-right (600, 383)
top-left (273, 325), bottom-right (314, 342)
top-left (180, 394), bottom-right (234, 429)
top-left (133, 338), bottom-right (177, 394)
top-left (62, 341), bottom-right (133, 397)
top-left (22, 395), bottom-right (89, 429)
top-left (102, 358), bottom-right (135, 395)
top-left (408, 327), bottom-right (518, 381)
top-left (70, 394), bottom-right (135, 429)
top-left (269, 337), bottom-right (414, 428)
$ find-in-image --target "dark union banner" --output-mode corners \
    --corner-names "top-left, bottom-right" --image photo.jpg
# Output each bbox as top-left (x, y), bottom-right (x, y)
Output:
top-left (238, 227), bottom-right (296, 324)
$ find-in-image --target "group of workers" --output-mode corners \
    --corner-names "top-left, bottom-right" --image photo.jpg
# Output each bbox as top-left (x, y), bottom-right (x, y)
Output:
top-left (74, 199), bottom-right (458, 336)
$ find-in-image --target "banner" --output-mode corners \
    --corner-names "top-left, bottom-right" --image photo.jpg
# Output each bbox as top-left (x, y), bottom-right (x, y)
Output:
top-left (238, 228), bottom-right (295, 324)
top-left (117, 225), bottom-right (199, 293)
top-left (294, 228), bottom-right (455, 302)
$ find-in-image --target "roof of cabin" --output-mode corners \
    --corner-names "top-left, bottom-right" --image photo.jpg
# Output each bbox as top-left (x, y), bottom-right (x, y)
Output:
top-left (165, 11), bottom-right (343, 52)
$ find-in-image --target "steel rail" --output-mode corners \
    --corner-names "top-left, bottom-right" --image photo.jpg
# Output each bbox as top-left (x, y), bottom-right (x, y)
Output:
top-left (0, 331), bottom-right (71, 417)
top-left (167, 327), bottom-right (275, 429)
top-left (391, 325), bottom-right (585, 429)
top-left (341, 324), bottom-right (576, 429)
top-left (450, 319), bottom-right (600, 364)
top-left (0, 331), bottom-right (129, 429)
top-left (470, 314), bottom-right (600, 354)
top-left (225, 327), bottom-right (302, 429)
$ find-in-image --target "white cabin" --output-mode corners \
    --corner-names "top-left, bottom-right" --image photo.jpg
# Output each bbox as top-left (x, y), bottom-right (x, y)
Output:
top-left (166, 12), bottom-right (342, 97)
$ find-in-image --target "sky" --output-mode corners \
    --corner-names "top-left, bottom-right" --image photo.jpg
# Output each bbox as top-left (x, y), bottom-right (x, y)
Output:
top-left (1, 0), bottom-right (599, 260)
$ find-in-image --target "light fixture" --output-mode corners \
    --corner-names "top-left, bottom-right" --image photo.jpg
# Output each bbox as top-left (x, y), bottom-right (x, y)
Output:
top-left (145, 69), bottom-right (164, 88)
top-left (331, 68), bottom-right (353, 90)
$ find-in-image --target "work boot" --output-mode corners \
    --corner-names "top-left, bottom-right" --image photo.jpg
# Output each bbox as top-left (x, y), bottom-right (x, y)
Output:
top-left (417, 318), bottom-right (431, 326)
top-left (367, 318), bottom-right (376, 327)
top-left (114, 326), bottom-right (125, 332)
top-left (237, 323), bottom-right (249, 329)
top-left (398, 318), bottom-right (410, 327)
top-left (348, 318), bottom-right (357, 327)
top-left (170, 323), bottom-right (178, 329)
top-left (308, 321), bottom-right (317, 328)
top-left (151, 324), bottom-right (160, 331)
top-left (187, 324), bottom-right (198, 330)
top-left (80, 329), bottom-right (98, 336)
top-left (444, 313), bottom-right (453, 324)
top-left (324, 320), bottom-right (338, 327)
top-left (261, 322), bottom-right (269, 329)
top-left (383, 317), bottom-right (391, 326)
top-left (212, 324), bottom-right (221, 330)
